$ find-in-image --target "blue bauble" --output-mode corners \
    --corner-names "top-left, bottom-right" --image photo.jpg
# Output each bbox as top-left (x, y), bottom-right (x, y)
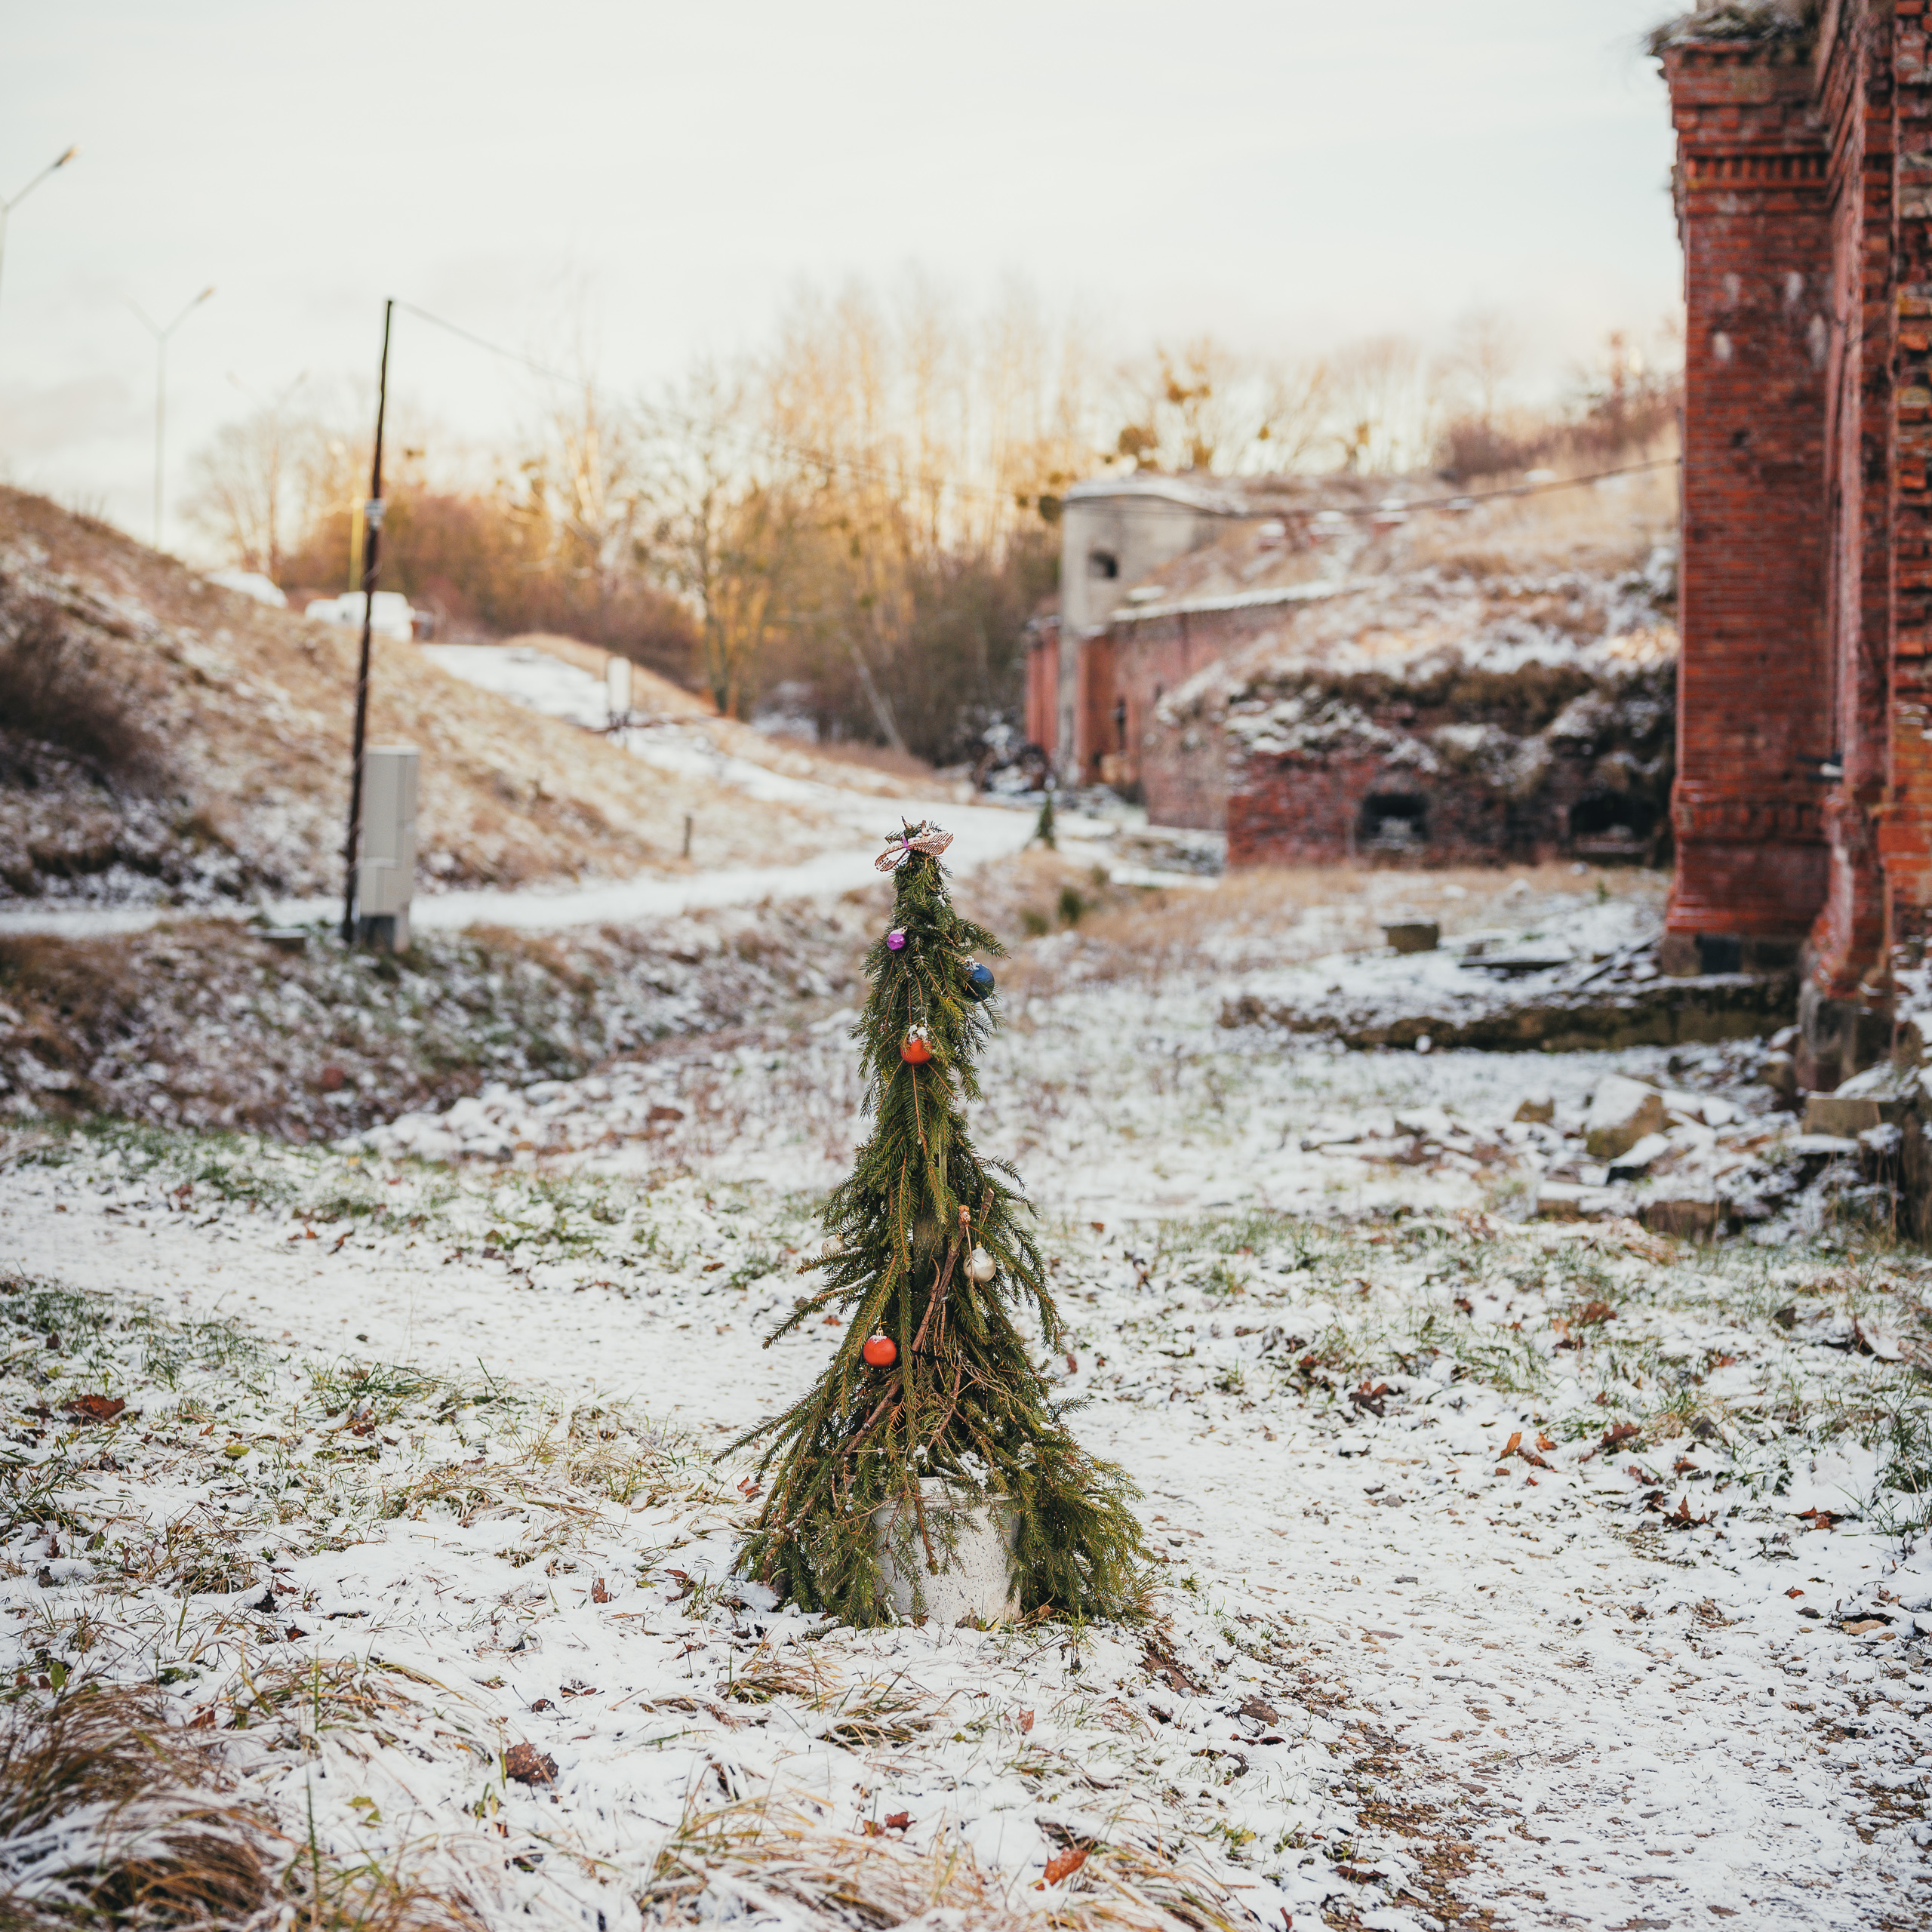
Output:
top-left (964, 961), bottom-right (996, 1003)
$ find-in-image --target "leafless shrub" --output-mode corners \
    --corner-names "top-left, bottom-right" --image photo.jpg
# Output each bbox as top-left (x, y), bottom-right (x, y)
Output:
top-left (0, 597), bottom-right (158, 783)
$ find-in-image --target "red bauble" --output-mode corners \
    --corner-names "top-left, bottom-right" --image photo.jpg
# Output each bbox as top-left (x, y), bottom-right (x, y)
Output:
top-left (900, 1029), bottom-right (933, 1065)
top-left (862, 1332), bottom-right (897, 1367)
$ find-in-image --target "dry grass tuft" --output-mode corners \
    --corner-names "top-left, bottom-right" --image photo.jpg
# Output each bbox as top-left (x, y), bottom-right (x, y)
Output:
top-left (0, 1684), bottom-right (491, 1931)
top-left (639, 1792), bottom-right (1259, 1932)
top-left (723, 1644), bottom-right (838, 1710)
top-left (0, 1685), bottom-right (272, 1927)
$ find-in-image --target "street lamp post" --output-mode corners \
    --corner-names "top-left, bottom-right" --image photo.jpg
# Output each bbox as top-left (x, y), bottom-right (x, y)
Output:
top-left (0, 146), bottom-right (78, 343)
top-left (129, 285), bottom-right (215, 551)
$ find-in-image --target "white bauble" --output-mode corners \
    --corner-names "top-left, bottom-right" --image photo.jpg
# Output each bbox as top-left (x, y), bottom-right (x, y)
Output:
top-left (966, 1245), bottom-right (996, 1282)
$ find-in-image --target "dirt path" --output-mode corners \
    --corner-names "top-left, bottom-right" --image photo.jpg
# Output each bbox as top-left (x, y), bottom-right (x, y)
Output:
top-left (0, 795), bottom-right (1051, 940)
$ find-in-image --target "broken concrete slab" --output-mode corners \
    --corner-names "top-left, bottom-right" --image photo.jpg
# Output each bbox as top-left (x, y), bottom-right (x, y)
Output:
top-left (1801, 1062), bottom-right (1919, 1138)
top-left (1534, 1181), bottom-right (1629, 1222)
top-left (1608, 1130), bottom-right (1674, 1178)
top-left (1640, 1197), bottom-right (1721, 1241)
top-left (1584, 1075), bottom-right (1667, 1160)
top-left (1381, 921), bottom-right (1440, 955)
top-left (1803, 1094), bottom-right (1890, 1137)
top-left (1222, 971), bottom-right (1798, 1054)
top-left (1786, 1133), bottom-right (1863, 1159)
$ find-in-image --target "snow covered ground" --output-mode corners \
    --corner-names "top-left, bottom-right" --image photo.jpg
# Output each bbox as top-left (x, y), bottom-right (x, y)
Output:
top-left (2, 866), bottom-right (1928, 1930)
top-left (351, 887), bottom-right (1825, 1244)
top-left (5, 1065), bottom-right (1931, 1926)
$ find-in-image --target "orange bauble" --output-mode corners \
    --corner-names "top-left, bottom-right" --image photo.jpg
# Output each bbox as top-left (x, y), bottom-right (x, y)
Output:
top-left (862, 1332), bottom-right (898, 1367)
top-left (900, 1029), bottom-right (933, 1064)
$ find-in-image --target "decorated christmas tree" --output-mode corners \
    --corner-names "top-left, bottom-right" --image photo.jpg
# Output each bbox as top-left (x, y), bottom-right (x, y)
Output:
top-left (736, 820), bottom-right (1146, 1626)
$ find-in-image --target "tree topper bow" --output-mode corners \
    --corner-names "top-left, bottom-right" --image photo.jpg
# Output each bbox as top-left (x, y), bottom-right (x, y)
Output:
top-left (875, 821), bottom-right (954, 872)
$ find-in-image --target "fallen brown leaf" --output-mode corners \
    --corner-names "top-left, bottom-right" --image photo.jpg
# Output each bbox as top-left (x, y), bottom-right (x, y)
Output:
top-left (504, 1743), bottom-right (557, 1786)
top-left (62, 1394), bottom-right (127, 1423)
top-left (1039, 1847), bottom-right (1088, 1886)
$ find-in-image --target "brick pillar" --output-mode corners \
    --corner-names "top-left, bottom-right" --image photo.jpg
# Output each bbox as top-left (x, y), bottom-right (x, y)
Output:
top-left (1808, 5), bottom-right (1894, 1007)
top-left (1887, 4), bottom-right (1932, 971)
top-left (1660, 39), bottom-right (1833, 971)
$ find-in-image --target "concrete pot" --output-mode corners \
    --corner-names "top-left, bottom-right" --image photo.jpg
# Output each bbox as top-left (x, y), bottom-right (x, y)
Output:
top-left (871, 1482), bottom-right (1018, 1626)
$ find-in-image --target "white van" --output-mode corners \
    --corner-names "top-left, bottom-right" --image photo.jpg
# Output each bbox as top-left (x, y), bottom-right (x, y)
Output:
top-left (303, 590), bottom-right (417, 642)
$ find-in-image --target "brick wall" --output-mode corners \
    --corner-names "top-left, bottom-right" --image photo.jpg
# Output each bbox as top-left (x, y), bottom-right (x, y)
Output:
top-left (1221, 662), bottom-right (1674, 871)
top-left (1884, 2), bottom-right (1932, 961)
top-left (1023, 618), bottom-right (1059, 755)
top-left (1660, 37), bottom-right (1835, 945)
top-left (1075, 635), bottom-right (1120, 784)
top-left (1118, 605), bottom-right (1273, 826)
top-left (1229, 755), bottom-right (1507, 868)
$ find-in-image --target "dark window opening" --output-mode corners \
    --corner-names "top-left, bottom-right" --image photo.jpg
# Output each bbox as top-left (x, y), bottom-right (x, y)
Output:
top-left (1113, 697), bottom-right (1128, 751)
top-left (1088, 549), bottom-right (1119, 580)
top-left (1568, 790), bottom-right (1656, 854)
top-left (1696, 934), bottom-right (1743, 974)
top-left (1359, 792), bottom-right (1428, 850)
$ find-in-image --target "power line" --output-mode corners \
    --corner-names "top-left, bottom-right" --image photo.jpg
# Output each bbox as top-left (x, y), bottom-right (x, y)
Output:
top-left (1062, 455), bottom-right (1680, 523)
top-left (392, 299), bottom-right (1018, 510)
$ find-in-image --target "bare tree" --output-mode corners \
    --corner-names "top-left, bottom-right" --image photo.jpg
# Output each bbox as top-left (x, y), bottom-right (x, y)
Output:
top-left (1252, 354), bottom-right (1334, 470)
top-left (1441, 306), bottom-right (1524, 427)
top-left (1327, 334), bottom-right (1439, 472)
top-left (645, 361), bottom-right (804, 719)
top-left (520, 374), bottom-right (648, 641)
top-left (1112, 336), bottom-right (1330, 475)
top-left (183, 383), bottom-right (311, 579)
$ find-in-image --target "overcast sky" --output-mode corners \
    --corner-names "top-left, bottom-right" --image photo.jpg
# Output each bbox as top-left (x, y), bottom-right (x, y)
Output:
top-left (2, 0), bottom-right (1683, 554)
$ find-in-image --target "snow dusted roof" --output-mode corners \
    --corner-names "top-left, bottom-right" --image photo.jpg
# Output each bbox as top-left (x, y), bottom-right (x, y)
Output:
top-left (1108, 577), bottom-right (1357, 625)
top-left (1063, 473), bottom-right (1245, 514)
top-left (1148, 571), bottom-right (1679, 727)
top-left (1646, 2), bottom-right (1816, 54)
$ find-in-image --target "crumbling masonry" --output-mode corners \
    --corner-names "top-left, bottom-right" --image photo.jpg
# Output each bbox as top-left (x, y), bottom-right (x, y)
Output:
top-left (1657, 1), bottom-right (1932, 1086)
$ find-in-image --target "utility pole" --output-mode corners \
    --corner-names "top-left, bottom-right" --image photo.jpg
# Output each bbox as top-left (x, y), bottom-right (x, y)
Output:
top-left (129, 285), bottom-right (214, 549)
top-left (340, 299), bottom-right (394, 944)
top-left (0, 146), bottom-right (77, 349)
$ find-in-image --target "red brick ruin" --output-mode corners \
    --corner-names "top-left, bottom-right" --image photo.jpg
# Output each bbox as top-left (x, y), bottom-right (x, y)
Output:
top-left (1024, 6), bottom-right (1931, 1091)
top-left (1659, 1), bottom-right (1932, 1083)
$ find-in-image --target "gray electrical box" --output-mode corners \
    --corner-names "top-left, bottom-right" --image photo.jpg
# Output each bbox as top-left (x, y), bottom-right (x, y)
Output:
top-left (357, 744), bottom-right (418, 951)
